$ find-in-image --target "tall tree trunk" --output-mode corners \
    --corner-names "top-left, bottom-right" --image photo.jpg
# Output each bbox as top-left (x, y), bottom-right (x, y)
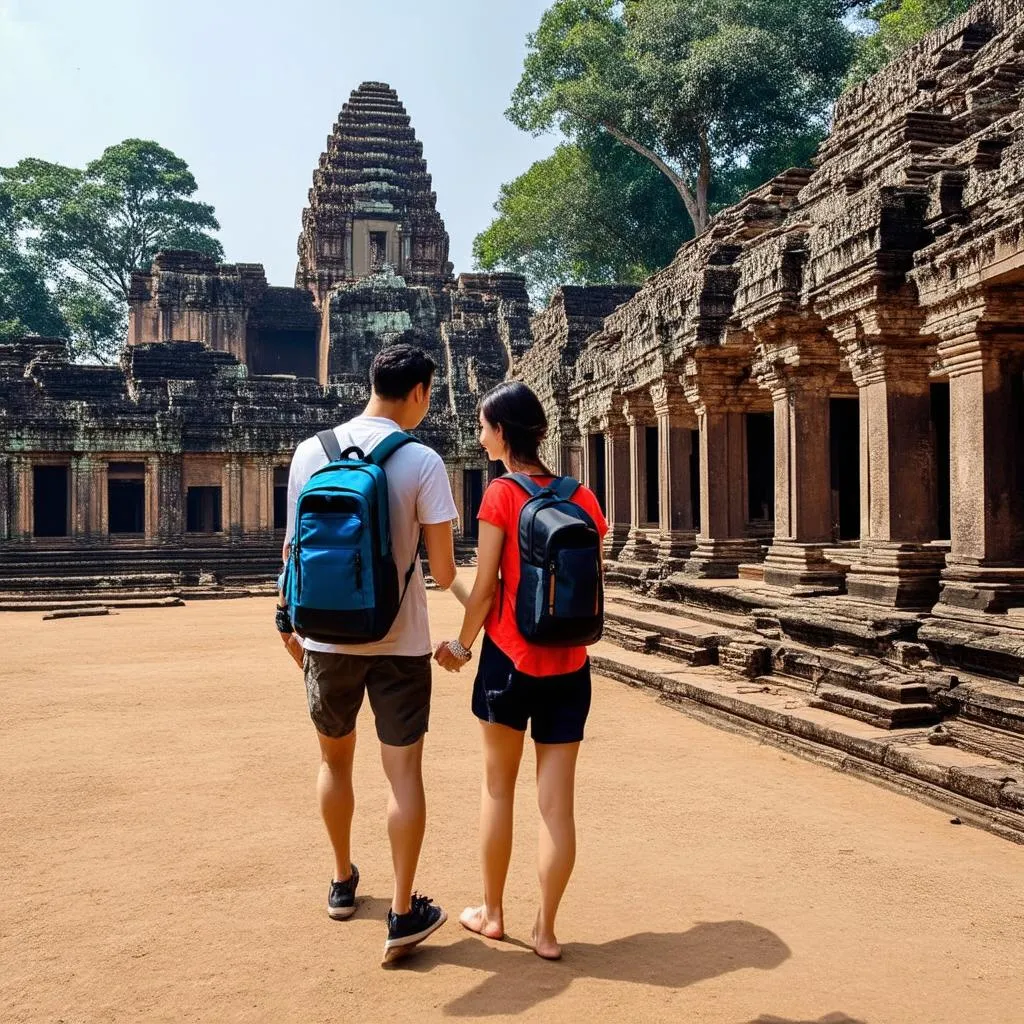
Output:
top-left (696, 130), bottom-right (712, 232)
top-left (600, 121), bottom-right (709, 235)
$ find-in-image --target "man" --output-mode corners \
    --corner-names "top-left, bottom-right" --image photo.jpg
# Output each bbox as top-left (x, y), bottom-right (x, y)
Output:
top-left (277, 344), bottom-right (458, 965)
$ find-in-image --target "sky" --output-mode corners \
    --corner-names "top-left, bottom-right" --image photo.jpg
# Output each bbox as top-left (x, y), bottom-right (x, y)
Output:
top-left (0, 0), bottom-right (557, 286)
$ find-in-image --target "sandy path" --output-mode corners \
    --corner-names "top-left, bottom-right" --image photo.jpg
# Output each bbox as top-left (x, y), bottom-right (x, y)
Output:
top-left (2, 588), bottom-right (1023, 1024)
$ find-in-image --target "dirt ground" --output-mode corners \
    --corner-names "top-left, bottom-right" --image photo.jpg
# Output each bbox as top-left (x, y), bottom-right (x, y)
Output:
top-left (2, 584), bottom-right (1024, 1024)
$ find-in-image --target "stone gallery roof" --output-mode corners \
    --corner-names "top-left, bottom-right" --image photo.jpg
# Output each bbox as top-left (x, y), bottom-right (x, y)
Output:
top-left (295, 81), bottom-right (452, 299)
top-left (517, 0), bottom-right (1024, 425)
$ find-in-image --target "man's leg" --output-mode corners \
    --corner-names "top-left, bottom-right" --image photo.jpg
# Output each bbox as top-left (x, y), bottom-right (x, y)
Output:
top-left (379, 738), bottom-right (425, 915)
top-left (316, 729), bottom-right (357, 883)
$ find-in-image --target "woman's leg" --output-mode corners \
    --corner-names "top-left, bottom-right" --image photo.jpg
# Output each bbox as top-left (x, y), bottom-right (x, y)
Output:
top-left (460, 720), bottom-right (525, 939)
top-left (533, 740), bottom-right (581, 959)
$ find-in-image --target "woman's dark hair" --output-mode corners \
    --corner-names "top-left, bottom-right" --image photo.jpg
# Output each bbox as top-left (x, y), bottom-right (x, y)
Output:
top-left (371, 344), bottom-right (436, 400)
top-left (480, 381), bottom-right (553, 473)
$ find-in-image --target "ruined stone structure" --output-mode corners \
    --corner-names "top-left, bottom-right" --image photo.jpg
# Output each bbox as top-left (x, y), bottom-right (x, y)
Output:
top-left (1, 83), bottom-right (530, 599)
top-left (515, 1), bottom-right (1024, 836)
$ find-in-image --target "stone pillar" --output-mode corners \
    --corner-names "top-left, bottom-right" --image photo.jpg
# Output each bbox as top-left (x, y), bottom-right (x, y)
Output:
top-left (650, 380), bottom-right (696, 566)
top-left (225, 457), bottom-right (243, 541)
top-left (145, 456), bottom-right (160, 542)
top-left (70, 455), bottom-right (99, 541)
top-left (157, 454), bottom-right (184, 543)
top-left (753, 341), bottom-right (845, 591)
top-left (935, 332), bottom-right (1024, 612)
top-left (602, 417), bottom-right (631, 561)
top-left (619, 398), bottom-right (658, 563)
top-left (257, 459), bottom-right (272, 536)
top-left (0, 454), bottom-right (11, 543)
top-left (844, 346), bottom-right (945, 608)
top-left (12, 457), bottom-right (32, 542)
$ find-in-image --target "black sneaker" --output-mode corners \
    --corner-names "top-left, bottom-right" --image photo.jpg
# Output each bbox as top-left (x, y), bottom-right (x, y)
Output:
top-left (327, 864), bottom-right (359, 920)
top-left (382, 892), bottom-right (447, 964)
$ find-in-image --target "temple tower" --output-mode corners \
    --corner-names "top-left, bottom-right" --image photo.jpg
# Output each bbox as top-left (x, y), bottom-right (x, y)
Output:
top-left (295, 81), bottom-right (453, 304)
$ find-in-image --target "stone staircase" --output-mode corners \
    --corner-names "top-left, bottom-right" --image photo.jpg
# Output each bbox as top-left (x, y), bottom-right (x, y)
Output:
top-left (593, 584), bottom-right (1024, 843)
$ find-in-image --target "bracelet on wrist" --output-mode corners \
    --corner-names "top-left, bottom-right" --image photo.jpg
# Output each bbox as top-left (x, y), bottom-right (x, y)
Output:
top-left (447, 639), bottom-right (472, 662)
top-left (275, 606), bottom-right (294, 634)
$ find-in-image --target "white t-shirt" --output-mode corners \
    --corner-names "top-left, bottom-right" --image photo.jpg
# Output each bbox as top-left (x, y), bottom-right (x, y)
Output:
top-left (286, 415), bottom-right (458, 657)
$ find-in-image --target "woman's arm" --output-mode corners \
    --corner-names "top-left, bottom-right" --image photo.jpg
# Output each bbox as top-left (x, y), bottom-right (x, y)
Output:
top-left (436, 520), bottom-right (504, 670)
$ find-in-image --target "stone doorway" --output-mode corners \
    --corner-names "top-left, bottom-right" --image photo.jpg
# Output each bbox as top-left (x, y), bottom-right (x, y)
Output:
top-left (186, 486), bottom-right (222, 534)
top-left (689, 429), bottom-right (700, 532)
top-left (589, 432), bottom-right (608, 514)
top-left (830, 398), bottom-right (860, 541)
top-left (32, 465), bottom-right (69, 538)
top-left (108, 462), bottom-right (146, 535)
top-left (932, 382), bottom-right (951, 541)
top-left (273, 468), bottom-right (289, 531)
top-left (645, 425), bottom-right (660, 525)
top-left (746, 412), bottom-right (774, 526)
top-left (463, 469), bottom-right (484, 541)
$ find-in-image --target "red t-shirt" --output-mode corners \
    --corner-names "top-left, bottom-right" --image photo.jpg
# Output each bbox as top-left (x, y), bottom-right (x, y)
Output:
top-left (478, 476), bottom-right (609, 677)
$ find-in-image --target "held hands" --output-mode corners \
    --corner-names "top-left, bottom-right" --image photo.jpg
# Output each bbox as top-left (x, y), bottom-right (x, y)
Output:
top-left (434, 639), bottom-right (472, 673)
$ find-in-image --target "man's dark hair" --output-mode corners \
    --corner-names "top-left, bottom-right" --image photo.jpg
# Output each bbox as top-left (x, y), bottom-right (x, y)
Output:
top-left (370, 344), bottom-right (436, 400)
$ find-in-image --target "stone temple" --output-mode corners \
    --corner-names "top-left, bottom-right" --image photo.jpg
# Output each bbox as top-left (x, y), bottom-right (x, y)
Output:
top-left (4, 6), bottom-right (1024, 837)
top-left (0, 82), bottom-right (531, 591)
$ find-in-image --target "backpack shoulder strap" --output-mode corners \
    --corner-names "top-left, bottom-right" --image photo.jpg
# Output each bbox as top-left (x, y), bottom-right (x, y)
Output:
top-left (503, 472), bottom-right (543, 498)
top-left (317, 429), bottom-right (343, 463)
top-left (553, 476), bottom-right (581, 502)
top-left (366, 431), bottom-right (417, 468)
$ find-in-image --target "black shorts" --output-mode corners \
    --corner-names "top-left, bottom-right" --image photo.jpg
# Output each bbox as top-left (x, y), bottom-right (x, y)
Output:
top-left (471, 634), bottom-right (591, 744)
top-left (303, 650), bottom-right (432, 747)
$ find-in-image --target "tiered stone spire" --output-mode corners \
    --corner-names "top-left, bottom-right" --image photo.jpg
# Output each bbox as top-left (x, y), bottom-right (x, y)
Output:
top-left (295, 82), bottom-right (453, 303)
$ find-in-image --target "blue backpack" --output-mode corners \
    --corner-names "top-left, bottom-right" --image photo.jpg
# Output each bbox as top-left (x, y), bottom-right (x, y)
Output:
top-left (283, 429), bottom-right (420, 645)
top-left (507, 474), bottom-right (604, 648)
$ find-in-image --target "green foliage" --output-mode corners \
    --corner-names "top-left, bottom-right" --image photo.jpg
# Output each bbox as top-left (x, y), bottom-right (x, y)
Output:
top-left (0, 186), bottom-right (69, 342)
top-left (508, 0), bottom-right (857, 235)
top-left (847, 0), bottom-right (974, 84)
top-left (474, 138), bottom-right (693, 304)
top-left (1, 139), bottom-right (222, 363)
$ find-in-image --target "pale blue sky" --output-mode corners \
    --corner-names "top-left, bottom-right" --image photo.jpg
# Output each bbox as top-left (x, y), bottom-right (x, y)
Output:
top-left (0, 0), bottom-right (556, 285)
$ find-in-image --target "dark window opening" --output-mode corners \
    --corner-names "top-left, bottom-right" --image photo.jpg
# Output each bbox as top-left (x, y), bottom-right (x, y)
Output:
top-left (830, 399), bottom-right (861, 541)
top-left (273, 468), bottom-right (289, 531)
top-left (108, 462), bottom-right (146, 535)
top-left (690, 429), bottom-right (701, 532)
top-left (645, 425), bottom-right (660, 524)
top-left (746, 413), bottom-right (775, 522)
top-left (33, 465), bottom-right (69, 537)
top-left (369, 231), bottom-right (388, 270)
top-left (463, 469), bottom-right (484, 541)
top-left (186, 486), bottom-right (222, 533)
top-left (590, 433), bottom-right (607, 515)
top-left (931, 382), bottom-right (951, 541)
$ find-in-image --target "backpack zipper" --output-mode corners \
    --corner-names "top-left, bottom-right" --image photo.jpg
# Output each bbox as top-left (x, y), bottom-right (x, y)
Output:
top-left (354, 551), bottom-right (363, 591)
top-left (548, 561), bottom-right (556, 614)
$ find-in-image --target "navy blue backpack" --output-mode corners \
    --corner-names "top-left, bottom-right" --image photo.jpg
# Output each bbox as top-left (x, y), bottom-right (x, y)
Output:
top-left (506, 474), bottom-right (604, 648)
top-left (283, 429), bottom-right (420, 645)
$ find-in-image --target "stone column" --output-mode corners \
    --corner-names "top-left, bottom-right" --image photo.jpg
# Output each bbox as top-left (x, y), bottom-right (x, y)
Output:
top-left (619, 397), bottom-right (658, 563)
top-left (70, 455), bottom-right (97, 541)
top-left (12, 457), bottom-right (32, 541)
top-left (225, 457), bottom-right (243, 541)
top-left (257, 459), bottom-right (272, 536)
top-left (650, 380), bottom-right (696, 566)
top-left (753, 339), bottom-right (845, 591)
top-left (145, 456), bottom-right (160, 542)
top-left (843, 345), bottom-right (945, 608)
top-left (934, 330), bottom-right (1024, 612)
top-left (0, 454), bottom-right (11, 543)
top-left (602, 416), bottom-right (632, 561)
top-left (158, 454), bottom-right (184, 543)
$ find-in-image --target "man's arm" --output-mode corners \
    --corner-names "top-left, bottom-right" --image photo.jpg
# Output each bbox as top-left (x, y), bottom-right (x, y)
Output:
top-left (422, 520), bottom-right (456, 591)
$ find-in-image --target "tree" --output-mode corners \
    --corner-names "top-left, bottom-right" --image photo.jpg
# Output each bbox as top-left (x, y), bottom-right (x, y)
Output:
top-left (1, 139), bottom-right (222, 362)
top-left (847, 0), bottom-right (974, 84)
top-left (474, 137), bottom-right (693, 304)
top-left (0, 186), bottom-right (69, 341)
top-left (508, 0), bottom-right (856, 237)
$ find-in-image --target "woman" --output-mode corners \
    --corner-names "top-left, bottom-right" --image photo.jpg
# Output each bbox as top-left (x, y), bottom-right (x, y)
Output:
top-left (436, 381), bottom-right (608, 960)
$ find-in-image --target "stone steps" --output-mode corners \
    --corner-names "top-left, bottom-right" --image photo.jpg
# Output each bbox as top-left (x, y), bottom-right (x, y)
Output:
top-left (588, 643), bottom-right (1024, 845)
top-left (809, 685), bottom-right (941, 730)
top-left (602, 602), bottom-right (719, 667)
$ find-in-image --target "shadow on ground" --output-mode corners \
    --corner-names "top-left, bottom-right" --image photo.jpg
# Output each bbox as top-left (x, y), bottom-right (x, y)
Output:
top-left (749, 1016), bottom-right (866, 1024)
top-left (402, 919), bottom-right (790, 1016)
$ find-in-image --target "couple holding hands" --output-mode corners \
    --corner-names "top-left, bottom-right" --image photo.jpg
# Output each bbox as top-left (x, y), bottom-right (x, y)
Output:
top-left (277, 344), bottom-right (606, 965)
